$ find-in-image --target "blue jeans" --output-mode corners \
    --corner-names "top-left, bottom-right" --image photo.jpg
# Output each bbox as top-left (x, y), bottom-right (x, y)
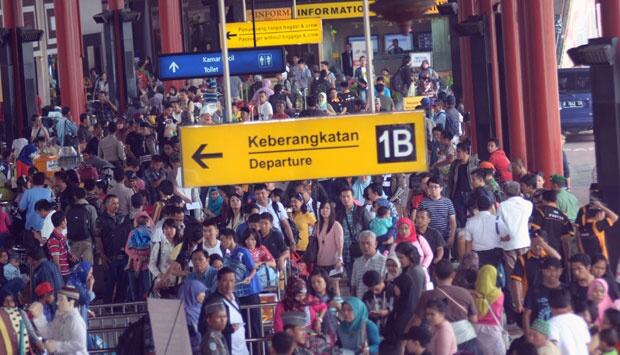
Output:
top-left (127, 269), bottom-right (150, 301)
top-left (104, 256), bottom-right (128, 303)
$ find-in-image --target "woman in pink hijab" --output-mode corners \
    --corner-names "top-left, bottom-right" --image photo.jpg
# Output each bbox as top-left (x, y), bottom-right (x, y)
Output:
top-left (588, 278), bottom-right (614, 326)
top-left (250, 79), bottom-right (275, 106)
top-left (394, 217), bottom-right (433, 287)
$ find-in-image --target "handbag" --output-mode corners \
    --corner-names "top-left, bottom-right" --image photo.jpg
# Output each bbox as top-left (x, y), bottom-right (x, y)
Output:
top-left (483, 298), bottom-right (511, 348)
top-left (257, 263), bottom-right (278, 289)
top-left (304, 234), bottom-right (319, 264)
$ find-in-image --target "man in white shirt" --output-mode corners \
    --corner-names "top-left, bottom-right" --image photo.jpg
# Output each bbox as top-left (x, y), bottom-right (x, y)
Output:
top-left (548, 288), bottom-right (591, 355)
top-left (257, 91), bottom-right (273, 120)
top-left (498, 181), bottom-right (533, 275)
top-left (459, 195), bottom-right (509, 267)
top-left (254, 184), bottom-right (295, 249)
top-left (350, 231), bottom-right (386, 298)
top-left (36, 200), bottom-right (66, 245)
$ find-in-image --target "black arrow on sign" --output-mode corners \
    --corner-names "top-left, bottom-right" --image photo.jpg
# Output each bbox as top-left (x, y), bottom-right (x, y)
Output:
top-left (226, 31), bottom-right (237, 40)
top-left (192, 144), bottom-right (223, 169)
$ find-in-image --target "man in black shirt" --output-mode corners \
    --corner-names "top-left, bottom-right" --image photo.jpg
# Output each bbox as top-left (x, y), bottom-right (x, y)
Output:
top-left (415, 207), bottom-right (445, 264)
top-left (522, 257), bottom-right (564, 335)
top-left (338, 81), bottom-right (356, 114)
top-left (298, 95), bottom-right (326, 118)
top-left (447, 142), bottom-right (479, 227)
top-left (569, 254), bottom-right (595, 307)
top-left (531, 189), bottom-right (573, 261)
top-left (258, 212), bottom-right (289, 269)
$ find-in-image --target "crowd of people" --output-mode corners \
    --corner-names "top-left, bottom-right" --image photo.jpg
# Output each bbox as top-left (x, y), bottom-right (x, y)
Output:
top-left (0, 47), bottom-right (613, 355)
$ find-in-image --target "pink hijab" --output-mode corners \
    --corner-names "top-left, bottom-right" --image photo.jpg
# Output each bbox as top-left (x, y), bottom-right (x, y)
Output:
top-left (588, 278), bottom-right (614, 326)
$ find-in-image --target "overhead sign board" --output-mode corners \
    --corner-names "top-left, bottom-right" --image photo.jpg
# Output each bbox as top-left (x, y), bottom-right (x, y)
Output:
top-left (425, 0), bottom-right (449, 15)
top-left (403, 96), bottom-right (428, 111)
top-left (246, 1), bottom-right (376, 21)
top-left (180, 112), bottom-right (427, 187)
top-left (226, 18), bottom-right (322, 49)
top-left (158, 47), bottom-right (285, 81)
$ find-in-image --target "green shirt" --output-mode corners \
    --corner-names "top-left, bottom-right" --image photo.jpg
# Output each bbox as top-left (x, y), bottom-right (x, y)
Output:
top-left (556, 188), bottom-right (579, 222)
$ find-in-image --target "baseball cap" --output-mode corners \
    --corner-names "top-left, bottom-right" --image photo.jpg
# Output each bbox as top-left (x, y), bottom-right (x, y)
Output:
top-left (550, 174), bottom-right (567, 184)
top-left (34, 282), bottom-right (54, 297)
top-left (479, 161), bottom-right (496, 171)
top-left (530, 318), bottom-right (551, 337)
top-left (125, 171), bottom-right (137, 180)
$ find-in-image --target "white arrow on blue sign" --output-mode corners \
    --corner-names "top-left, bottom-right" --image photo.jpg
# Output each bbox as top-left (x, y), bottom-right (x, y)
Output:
top-left (158, 47), bottom-right (286, 81)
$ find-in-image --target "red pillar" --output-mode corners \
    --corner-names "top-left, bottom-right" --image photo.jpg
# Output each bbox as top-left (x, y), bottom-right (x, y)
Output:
top-left (517, 0), bottom-right (536, 171)
top-left (479, 0), bottom-right (503, 145)
top-left (599, 0), bottom-right (620, 38)
top-left (109, 0), bottom-right (127, 112)
top-left (500, 0), bottom-right (527, 165)
top-left (3, 0), bottom-right (25, 136)
top-left (54, 0), bottom-right (86, 122)
top-left (522, 0), bottom-right (563, 179)
top-left (159, 0), bottom-right (184, 90)
top-left (458, 0), bottom-right (478, 152)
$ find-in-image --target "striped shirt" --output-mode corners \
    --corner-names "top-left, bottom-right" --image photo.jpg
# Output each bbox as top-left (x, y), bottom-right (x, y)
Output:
top-left (351, 252), bottom-right (387, 298)
top-left (419, 197), bottom-right (456, 240)
top-left (47, 231), bottom-right (70, 276)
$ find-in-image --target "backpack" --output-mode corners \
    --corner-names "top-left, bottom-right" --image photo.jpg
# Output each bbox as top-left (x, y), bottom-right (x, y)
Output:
top-left (63, 119), bottom-right (78, 147)
top-left (445, 114), bottom-right (460, 139)
top-left (116, 315), bottom-right (150, 355)
top-left (66, 204), bottom-right (92, 241)
top-left (272, 201), bottom-right (300, 247)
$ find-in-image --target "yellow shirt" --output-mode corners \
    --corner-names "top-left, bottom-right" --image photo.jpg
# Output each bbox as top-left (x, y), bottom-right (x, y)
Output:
top-left (293, 212), bottom-right (317, 251)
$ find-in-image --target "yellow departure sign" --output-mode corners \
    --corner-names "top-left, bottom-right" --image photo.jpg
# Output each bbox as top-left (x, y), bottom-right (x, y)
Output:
top-left (403, 96), bottom-right (428, 111)
top-left (246, 1), bottom-right (376, 21)
top-left (225, 18), bottom-right (322, 49)
top-left (180, 112), bottom-right (427, 187)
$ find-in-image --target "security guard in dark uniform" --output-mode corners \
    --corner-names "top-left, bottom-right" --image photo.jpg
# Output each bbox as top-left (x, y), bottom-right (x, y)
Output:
top-left (200, 302), bottom-right (230, 355)
top-left (282, 311), bottom-right (314, 355)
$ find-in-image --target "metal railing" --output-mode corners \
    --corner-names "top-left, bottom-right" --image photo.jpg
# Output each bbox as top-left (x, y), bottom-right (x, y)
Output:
top-left (87, 299), bottom-right (280, 354)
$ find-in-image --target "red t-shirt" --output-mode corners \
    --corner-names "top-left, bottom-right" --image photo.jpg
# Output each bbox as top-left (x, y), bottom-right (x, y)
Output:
top-left (47, 231), bottom-right (70, 276)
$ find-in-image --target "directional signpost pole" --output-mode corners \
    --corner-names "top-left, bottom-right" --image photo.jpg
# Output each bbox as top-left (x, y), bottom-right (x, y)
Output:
top-left (363, 0), bottom-right (376, 113)
top-left (218, 0), bottom-right (233, 123)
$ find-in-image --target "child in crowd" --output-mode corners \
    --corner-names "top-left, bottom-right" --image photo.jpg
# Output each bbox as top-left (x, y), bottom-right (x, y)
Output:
top-left (3, 252), bottom-right (28, 284)
top-left (34, 281), bottom-right (55, 322)
top-left (404, 325), bottom-right (432, 355)
top-left (0, 249), bottom-right (8, 285)
top-left (126, 213), bottom-right (152, 301)
top-left (209, 253), bottom-right (224, 270)
top-left (599, 328), bottom-right (619, 355)
top-left (362, 270), bottom-right (394, 330)
top-left (370, 206), bottom-right (392, 238)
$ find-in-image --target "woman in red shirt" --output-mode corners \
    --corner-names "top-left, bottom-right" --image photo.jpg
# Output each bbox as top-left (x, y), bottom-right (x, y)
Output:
top-left (241, 229), bottom-right (276, 269)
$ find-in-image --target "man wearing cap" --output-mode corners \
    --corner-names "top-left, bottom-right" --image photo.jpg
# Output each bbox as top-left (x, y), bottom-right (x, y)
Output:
top-left (527, 318), bottom-right (561, 355)
top-left (575, 184), bottom-right (618, 260)
top-left (499, 181), bottom-right (534, 276)
top-left (282, 311), bottom-right (312, 355)
top-left (34, 281), bottom-right (56, 322)
top-left (551, 174), bottom-right (579, 222)
top-left (201, 301), bottom-right (230, 355)
top-left (30, 285), bottom-right (88, 355)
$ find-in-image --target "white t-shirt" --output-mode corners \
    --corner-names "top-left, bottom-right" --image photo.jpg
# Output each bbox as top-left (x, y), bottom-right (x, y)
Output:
top-left (548, 313), bottom-right (591, 355)
top-left (498, 196), bottom-right (533, 250)
top-left (258, 102), bottom-right (273, 120)
top-left (463, 211), bottom-right (510, 252)
top-left (40, 211), bottom-right (66, 243)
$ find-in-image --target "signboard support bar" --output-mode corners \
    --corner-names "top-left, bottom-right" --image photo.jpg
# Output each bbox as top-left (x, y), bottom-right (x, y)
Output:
top-left (292, 0), bottom-right (297, 19)
top-left (218, 0), bottom-right (233, 122)
top-left (241, 0), bottom-right (247, 22)
top-left (363, 0), bottom-right (376, 113)
top-left (251, 0), bottom-right (257, 47)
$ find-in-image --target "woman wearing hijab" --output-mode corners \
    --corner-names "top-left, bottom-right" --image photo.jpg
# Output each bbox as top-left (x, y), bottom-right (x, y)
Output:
top-left (249, 80), bottom-right (275, 106)
top-left (473, 265), bottom-right (506, 355)
top-left (66, 261), bottom-right (95, 323)
top-left (588, 278), bottom-right (615, 327)
top-left (383, 243), bottom-right (425, 348)
top-left (317, 93), bottom-right (336, 115)
top-left (337, 297), bottom-right (381, 354)
top-left (179, 279), bottom-right (209, 354)
top-left (385, 253), bottom-right (401, 283)
top-left (394, 217), bottom-right (433, 285)
top-left (273, 277), bottom-right (327, 333)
